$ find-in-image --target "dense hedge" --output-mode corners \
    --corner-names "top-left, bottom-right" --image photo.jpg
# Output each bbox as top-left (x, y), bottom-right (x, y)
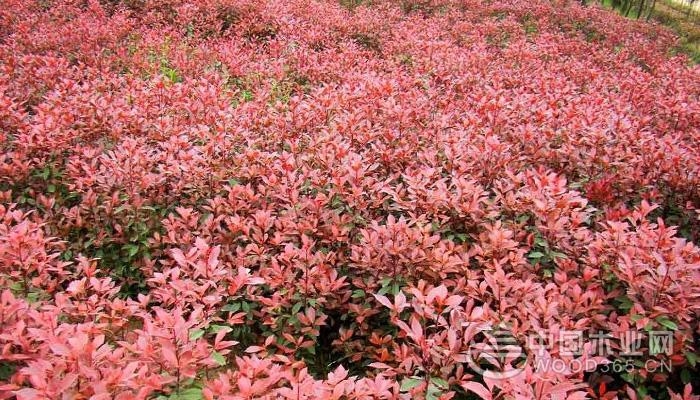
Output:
top-left (0, 0), bottom-right (699, 399)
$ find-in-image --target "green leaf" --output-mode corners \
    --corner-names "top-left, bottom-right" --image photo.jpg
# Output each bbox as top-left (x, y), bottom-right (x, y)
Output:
top-left (426, 382), bottom-right (443, 400)
top-left (222, 303), bottom-right (240, 312)
top-left (189, 329), bottom-right (205, 341)
top-left (62, 250), bottom-right (73, 261)
top-left (656, 317), bottom-right (678, 331)
top-left (400, 377), bottom-right (423, 392)
top-left (351, 289), bottom-right (366, 299)
top-left (681, 368), bottom-right (691, 384)
top-left (291, 302), bottom-right (303, 315)
top-left (27, 291), bottom-right (40, 303)
top-left (0, 362), bottom-right (17, 382)
top-left (686, 351), bottom-right (699, 368)
top-left (210, 325), bottom-right (232, 334)
top-left (431, 377), bottom-right (449, 390)
top-left (241, 90), bottom-right (254, 102)
top-left (172, 387), bottom-right (203, 400)
top-left (391, 282), bottom-right (400, 296)
top-left (616, 296), bottom-right (633, 311)
top-left (124, 244), bottom-right (139, 258)
top-left (620, 372), bottom-right (635, 384)
top-left (637, 386), bottom-right (648, 397)
top-left (528, 251), bottom-right (545, 259)
top-left (516, 214), bottom-right (530, 223)
top-left (211, 351), bottom-right (227, 366)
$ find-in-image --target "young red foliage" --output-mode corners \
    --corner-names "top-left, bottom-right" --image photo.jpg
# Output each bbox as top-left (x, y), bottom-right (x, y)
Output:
top-left (0, 0), bottom-right (698, 398)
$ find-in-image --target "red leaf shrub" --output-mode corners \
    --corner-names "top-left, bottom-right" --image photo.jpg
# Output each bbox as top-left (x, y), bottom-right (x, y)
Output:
top-left (1, 0), bottom-right (699, 398)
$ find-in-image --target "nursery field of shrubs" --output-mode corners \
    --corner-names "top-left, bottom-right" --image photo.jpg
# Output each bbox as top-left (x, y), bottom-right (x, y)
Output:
top-left (0, 0), bottom-right (699, 398)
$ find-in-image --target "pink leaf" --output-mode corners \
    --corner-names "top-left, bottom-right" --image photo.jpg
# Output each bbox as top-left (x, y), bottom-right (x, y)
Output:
top-left (461, 382), bottom-right (492, 400)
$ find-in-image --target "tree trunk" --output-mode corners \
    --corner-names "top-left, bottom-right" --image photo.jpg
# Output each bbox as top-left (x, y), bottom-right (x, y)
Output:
top-left (646, 0), bottom-right (656, 20)
top-left (636, 0), bottom-right (646, 18)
